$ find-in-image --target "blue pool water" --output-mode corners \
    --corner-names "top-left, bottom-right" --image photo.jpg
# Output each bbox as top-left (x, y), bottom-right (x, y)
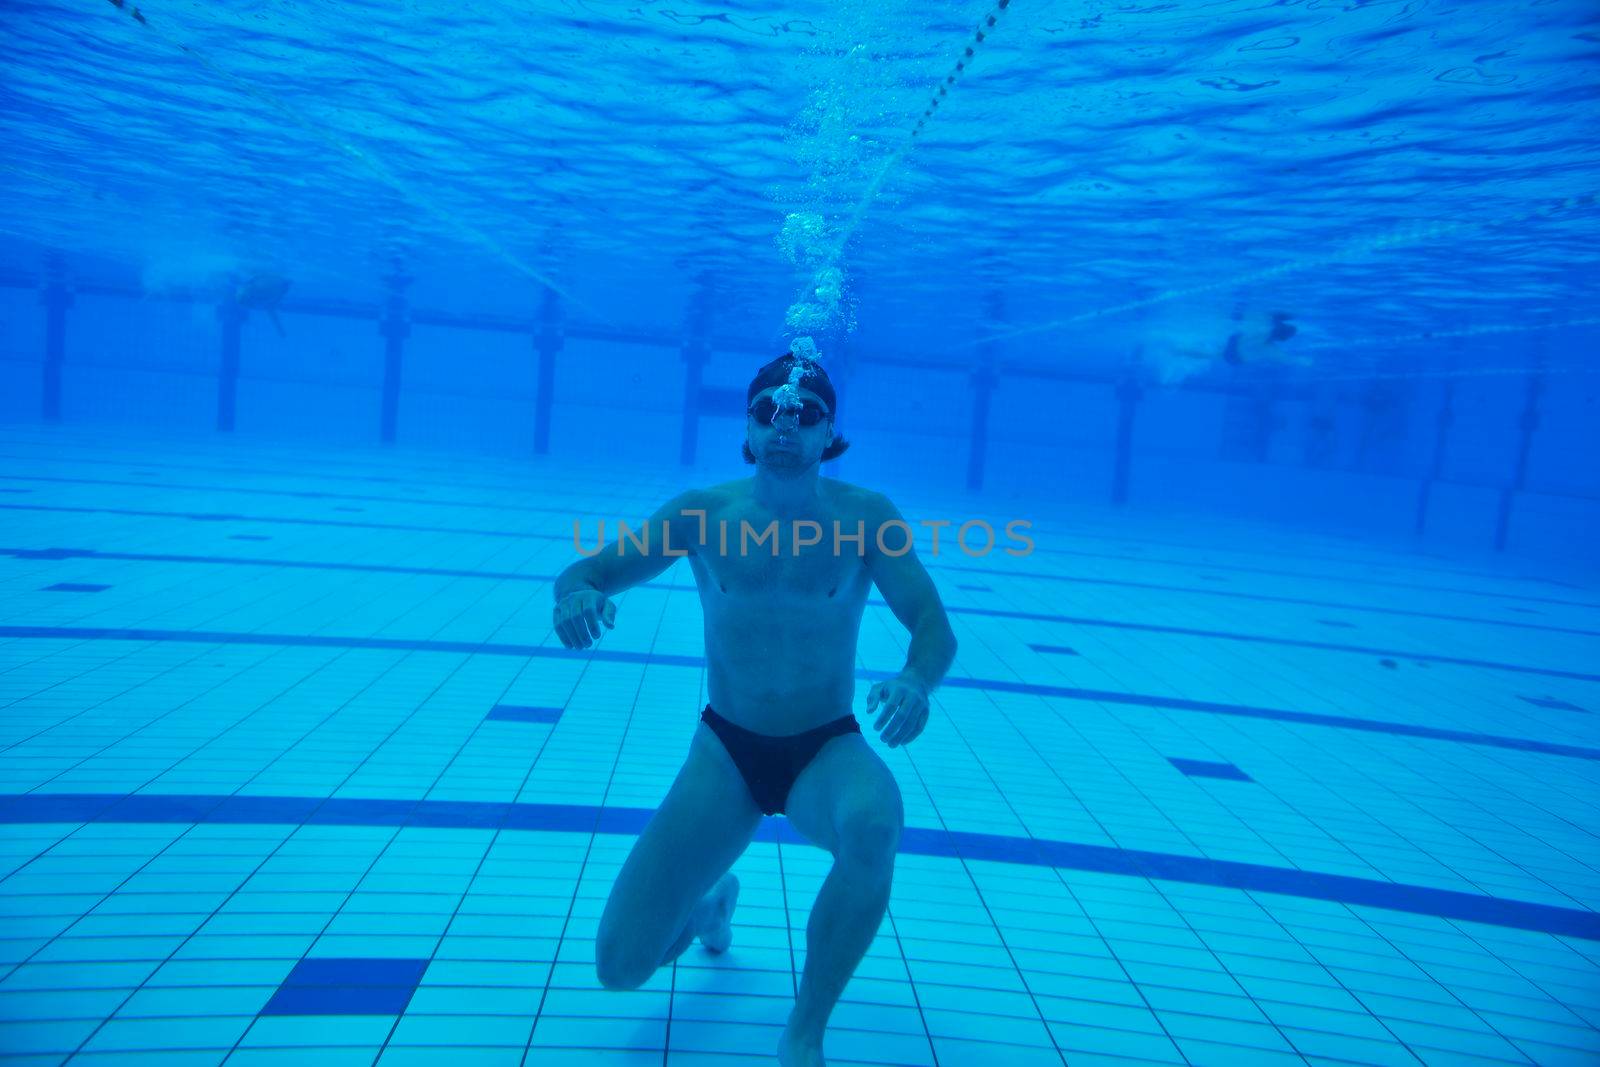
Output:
top-left (2, 1), bottom-right (1599, 1064)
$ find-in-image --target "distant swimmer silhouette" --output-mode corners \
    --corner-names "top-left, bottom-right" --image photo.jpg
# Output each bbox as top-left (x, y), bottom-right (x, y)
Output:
top-left (1146, 305), bottom-right (1309, 384)
top-left (235, 272), bottom-right (291, 336)
top-left (1222, 308), bottom-right (1305, 367)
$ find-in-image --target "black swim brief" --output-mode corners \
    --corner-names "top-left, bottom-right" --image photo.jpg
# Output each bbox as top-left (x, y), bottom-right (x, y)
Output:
top-left (700, 705), bottom-right (861, 816)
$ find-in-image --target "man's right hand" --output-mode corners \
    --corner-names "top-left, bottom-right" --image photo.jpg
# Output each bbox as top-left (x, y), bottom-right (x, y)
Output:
top-left (553, 589), bottom-right (617, 649)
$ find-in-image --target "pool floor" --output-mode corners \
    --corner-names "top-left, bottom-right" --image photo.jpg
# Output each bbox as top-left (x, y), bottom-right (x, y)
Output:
top-left (0, 426), bottom-right (1596, 1066)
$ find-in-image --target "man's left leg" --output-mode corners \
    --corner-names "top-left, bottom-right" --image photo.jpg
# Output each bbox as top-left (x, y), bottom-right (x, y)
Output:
top-left (781, 731), bottom-right (905, 1061)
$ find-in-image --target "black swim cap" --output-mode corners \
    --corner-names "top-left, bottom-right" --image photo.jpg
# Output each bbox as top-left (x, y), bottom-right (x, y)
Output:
top-left (746, 353), bottom-right (838, 416)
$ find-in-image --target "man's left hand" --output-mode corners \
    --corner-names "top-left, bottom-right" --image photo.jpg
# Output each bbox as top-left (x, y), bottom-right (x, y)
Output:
top-left (868, 672), bottom-right (930, 748)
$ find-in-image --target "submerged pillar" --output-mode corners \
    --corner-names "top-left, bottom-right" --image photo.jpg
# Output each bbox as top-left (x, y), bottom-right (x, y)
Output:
top-left (1220, 387), bottom-right (1278, 463)
top-left (533, 288), bottom-right (561, 456)
top-left (40, 258), bottom-right (72, 422)
top-left (379, 268), bottom-right (411, 445)
top-left (966, 359), bottom-right (997, 492)
top-left (216, 298), bottom-right (245, 432)
top-left (679, 280), bottom-right (712, 466)
top-left (679, 336), bottom-right (707, 466)
top-left (1494, 368), bottom-right (1544, 552)
top-left (1250, 388), bottom-right (1277, 462)
top-left (1414, 379), bottom-right (1454, 535)
top-left (966, 291), bottom-right (1003, 492)
top-left (1112, 376), bottom-right (1141, 506)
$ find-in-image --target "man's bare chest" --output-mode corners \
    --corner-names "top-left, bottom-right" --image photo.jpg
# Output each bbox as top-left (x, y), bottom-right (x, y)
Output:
top-left (688, 510), bottom-right (870, 599)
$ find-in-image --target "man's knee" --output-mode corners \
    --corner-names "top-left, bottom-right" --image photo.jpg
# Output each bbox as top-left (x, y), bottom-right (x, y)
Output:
top-left (835, 811), bottom-right (902, 868)
top-left (595, 938), bottom-right (654, 991)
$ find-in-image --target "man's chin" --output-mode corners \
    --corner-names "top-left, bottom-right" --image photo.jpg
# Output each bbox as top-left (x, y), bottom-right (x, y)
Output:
top-left (759, 451), bottom-right (813, 474)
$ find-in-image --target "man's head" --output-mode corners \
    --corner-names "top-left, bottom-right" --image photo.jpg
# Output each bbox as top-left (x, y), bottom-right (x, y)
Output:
top-left (742, 353), bottom-right (851, 469)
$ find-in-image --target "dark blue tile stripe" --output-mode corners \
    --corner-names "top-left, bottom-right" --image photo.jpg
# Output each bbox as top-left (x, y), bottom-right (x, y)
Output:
top-left (0, 472), bottom-right (571, 518)
top-left (1169, 758), bottom-right (1253, 782)
top-left (486, 704), bottom-right (563, 724)
top-left (283, 957), bottom-right (428, 987)
top-left (1, 792), bottom-right (1594, 942)
top-left (6, 547), bottom-right (1593, 682)
top-left (1522, 695), bottom-right (1585, 712)
top-left (0, 625), bottom-right (1595, 762)
top-left (261, 984), bottom-right (415, 1016)
top-left (918, 827), bottom-right (1600, 942)
top-left (3, 546), bottom-right (547, 583)
top-left (42, 582), bottom-right (110, 593)
top-left (927, 674), bottom-right (1600, 762)
top-left (931, 558), bottom-right (1600, 637)
top-left (1023, 630), bottom-right (1599, 685)
top-left (0, 502), bottom-right (551, 541)
top-left (0, 623), bottom-right (701, 672)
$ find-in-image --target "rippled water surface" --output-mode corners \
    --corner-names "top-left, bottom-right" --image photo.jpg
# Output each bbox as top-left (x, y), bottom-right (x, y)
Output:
top-left (3, 0), bottom-right (1597, 374)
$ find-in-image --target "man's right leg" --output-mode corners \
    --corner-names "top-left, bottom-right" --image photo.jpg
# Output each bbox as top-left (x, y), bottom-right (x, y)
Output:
top-left (595, 721), bottom-right (764, 990)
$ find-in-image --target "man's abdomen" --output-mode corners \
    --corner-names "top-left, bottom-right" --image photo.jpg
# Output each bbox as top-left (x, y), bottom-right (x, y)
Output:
top-left (702, 612), bottom-right (861, 735)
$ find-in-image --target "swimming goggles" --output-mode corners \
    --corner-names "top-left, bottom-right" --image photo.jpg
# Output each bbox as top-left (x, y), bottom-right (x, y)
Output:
top-left (748, 396), bottom-right (830, 426)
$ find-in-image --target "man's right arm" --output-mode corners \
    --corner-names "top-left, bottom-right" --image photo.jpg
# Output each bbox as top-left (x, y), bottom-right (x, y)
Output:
top-left (552, 490), bottom-right (702, 648)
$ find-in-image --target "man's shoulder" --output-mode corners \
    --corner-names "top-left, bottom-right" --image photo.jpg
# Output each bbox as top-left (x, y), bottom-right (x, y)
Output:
top-left (666, 480), bottom-right (749, 513)
top-left (820, 478), bottom-right (894, 517)
top-left (701, 478), bottom-right (753, 503)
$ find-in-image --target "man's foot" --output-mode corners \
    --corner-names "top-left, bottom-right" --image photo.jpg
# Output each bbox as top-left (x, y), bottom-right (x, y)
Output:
top-left (778, 1019), bottom-right (825, 1067)
top-left (696, 872), bottom-right (739, 954)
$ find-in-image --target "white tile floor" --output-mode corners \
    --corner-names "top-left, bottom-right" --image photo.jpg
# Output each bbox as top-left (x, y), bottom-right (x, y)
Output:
top-left (0, 425), bottom-right (1596, 1065)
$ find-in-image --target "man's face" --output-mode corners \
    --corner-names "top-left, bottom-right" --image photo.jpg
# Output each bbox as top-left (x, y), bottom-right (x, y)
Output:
top-left (747, 385), bottom-right (833, 474)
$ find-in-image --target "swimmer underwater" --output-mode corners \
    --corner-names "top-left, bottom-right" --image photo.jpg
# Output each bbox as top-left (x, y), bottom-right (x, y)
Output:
top-left (552, 352), bottom-right (958, 1066)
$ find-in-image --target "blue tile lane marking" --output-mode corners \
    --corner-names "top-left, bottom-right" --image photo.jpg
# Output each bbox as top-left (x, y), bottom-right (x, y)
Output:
top-left (485, 704), bottom-right (564, 724)
top-left (261, 957), bottom-right (428, 1016)
top-left (1021, 630), bottom-right (1598, 684)
top-left (7, 547), bottom-right (90, 561)
top-left (41, 582), bottom-right (111, 593)
top-left (0, 502), bottom-right (553, 539)
top-left (0, 623), bottom-right (696, 669)
top-left (1, 792), bottom-right (1596, 941)
top-left (1169, 758), bottom-right (1254, 782)
top-left (0, 471), bottom-right (572, 517)
top-left (935, 674), bottom-right (1600, 761)
top-left (0, 624), bottom-right (1595, 761)
top-left (4, 547), bottom-right (1592, 681)
top-left (1, 546), bottom-right (551, 582)
top-left (1521, 695), bottom-right (1586, 712)
top-left (6, 503), bottom-right (1598, 636)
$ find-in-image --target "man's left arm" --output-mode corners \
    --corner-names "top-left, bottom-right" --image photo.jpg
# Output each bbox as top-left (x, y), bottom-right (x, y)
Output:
top-left (862, 493), bottom-right (957, 747)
